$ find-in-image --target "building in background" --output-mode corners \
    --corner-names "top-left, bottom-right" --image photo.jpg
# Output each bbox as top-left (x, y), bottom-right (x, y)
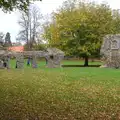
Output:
top-left (8, 46), bottom-right (24, 52)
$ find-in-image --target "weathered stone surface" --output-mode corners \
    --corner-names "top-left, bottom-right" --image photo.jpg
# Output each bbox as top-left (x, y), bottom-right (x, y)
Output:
top-left (31, 56), bottom-right (37, 68)
top-left (0, 48), bottom-right (64, 69)
top-left (4, 56), bottom-right (10, 69)
top-left (100, 34), bottom-right (120, 68)
top-left (46, 48), bottom-right (64, 68)
top-left (16, 53), bottom-right (24, 69)
top-left (23, 48), bottom-right (64, 68)
top-left (0, 50), bottom-right (11, 69)
top-left (0, 59), bottom-right (4, 68)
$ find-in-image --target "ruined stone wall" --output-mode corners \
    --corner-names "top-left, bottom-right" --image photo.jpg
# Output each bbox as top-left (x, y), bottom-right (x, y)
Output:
top-left (100, 34), bottom-right (120, 68)
top-left (0, 48), bottom-right (64, 69)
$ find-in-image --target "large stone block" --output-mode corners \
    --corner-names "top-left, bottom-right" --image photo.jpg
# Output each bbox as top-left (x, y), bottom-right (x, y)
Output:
top-left (31, 56), bottom-right (38, 68)
top-left (100, 34), bottom-right (120, 68)
top-left (46, 48), bottom-right (64, 68)
top-left (16, 53), bottom-right (24, 69)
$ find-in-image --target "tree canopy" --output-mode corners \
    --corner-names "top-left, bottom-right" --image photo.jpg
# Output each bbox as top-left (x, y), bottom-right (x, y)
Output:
top-left (43, 0), bottom-right (120, 66)
top-left (0, 0), bottom-right (42, 12)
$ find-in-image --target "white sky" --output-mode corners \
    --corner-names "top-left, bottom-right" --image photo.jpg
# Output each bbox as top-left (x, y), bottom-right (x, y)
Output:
top-left (0, 0), bottom-right (120, 42)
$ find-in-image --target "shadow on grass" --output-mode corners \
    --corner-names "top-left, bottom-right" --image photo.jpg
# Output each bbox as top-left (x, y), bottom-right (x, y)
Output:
top-left (62, 65), bottom-right (101, 67)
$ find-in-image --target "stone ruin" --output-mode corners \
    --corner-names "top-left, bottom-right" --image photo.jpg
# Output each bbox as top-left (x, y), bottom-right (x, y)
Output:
top-left (100, 34), bottom-right (120, 68)
top-left (0, 48), bottom-right (64, 69)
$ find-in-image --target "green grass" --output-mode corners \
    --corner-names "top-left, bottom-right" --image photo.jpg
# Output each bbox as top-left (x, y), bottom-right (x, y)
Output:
top-left (0, 60), bottom-right (120, 120)
top-left (10, 59), bottom-right (102, 69)
top-left (62, 60), bottom-right (102, 65)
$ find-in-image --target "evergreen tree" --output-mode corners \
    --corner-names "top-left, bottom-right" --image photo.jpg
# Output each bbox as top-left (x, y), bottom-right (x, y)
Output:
top-left (4, 32), bottom-right (12, 47)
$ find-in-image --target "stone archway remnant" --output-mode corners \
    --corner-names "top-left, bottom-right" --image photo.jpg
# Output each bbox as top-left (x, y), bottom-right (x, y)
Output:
top-left (0, 48), bottom-right (64, 69)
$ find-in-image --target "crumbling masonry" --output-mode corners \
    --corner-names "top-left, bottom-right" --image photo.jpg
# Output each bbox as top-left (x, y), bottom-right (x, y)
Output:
top-left (0, 48), bottom-right (64, 69)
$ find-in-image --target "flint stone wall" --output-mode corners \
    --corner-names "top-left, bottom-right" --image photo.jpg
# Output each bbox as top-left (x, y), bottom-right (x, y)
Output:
top-left (100, 34), bottom-right (120, 68)
top-left (0, 48), bottom-right (64, 69)
top-left (16, 53), bottom-right (24, 69)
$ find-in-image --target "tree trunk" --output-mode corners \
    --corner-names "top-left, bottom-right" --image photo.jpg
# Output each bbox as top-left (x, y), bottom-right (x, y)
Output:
top-left (84, 56), bottom-right (89, 67)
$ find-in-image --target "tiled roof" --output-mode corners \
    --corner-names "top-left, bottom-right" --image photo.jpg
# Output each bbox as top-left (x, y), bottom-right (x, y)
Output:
top-left (8, 46), bottom-right (24, 52)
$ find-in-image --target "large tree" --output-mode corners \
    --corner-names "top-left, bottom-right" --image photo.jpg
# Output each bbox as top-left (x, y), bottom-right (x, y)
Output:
top-left (0, 0), bottom-right (42, 12)
top-left (18, 5), bottom-right (42, 50)
top-left (43, 1), bottom-right (119, 66)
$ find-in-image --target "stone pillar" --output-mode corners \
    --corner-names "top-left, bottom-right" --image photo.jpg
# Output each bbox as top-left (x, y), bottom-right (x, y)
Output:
top-left (31, 56), bottom-right (37, 68)
top-left (0, 59), bottom-right (4, 69)
top-left (110, 50), bottom-right (120, 68)
top-left (0, 56), bottom-right (10, 69)
top-left (46, 55), bottom-right (64, 68)
top-left (16, 53), bottom-right (24, 69)
top-left (4, 56), bottom-right (10, 69)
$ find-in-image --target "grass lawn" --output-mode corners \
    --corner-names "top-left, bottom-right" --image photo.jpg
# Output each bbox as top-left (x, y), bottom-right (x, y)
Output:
top-left (62, 60), bottom-right (102, 65)
top-left (10, 59), bottom-right (102, 68)
top-left (0, 60), bottom-right (119, 120)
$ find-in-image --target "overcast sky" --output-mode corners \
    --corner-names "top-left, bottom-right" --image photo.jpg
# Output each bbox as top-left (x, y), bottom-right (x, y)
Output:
top-left (0, 0), bottom-right (120, 42)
